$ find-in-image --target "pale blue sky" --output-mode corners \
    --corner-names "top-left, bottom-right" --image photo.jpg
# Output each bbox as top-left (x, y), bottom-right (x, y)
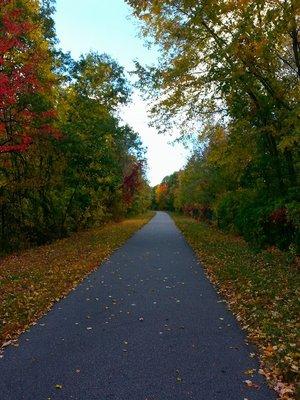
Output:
top-left (54, 0), bottom-right (189, 186)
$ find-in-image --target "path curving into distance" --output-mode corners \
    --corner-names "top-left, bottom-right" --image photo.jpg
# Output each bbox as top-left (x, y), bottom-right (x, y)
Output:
top-left (0, 212), bottom-right (276, 400)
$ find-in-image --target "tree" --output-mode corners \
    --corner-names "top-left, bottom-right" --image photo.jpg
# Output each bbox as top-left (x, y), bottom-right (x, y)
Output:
top-left (0, 0), bottom-right (58, 154)
top-left (0, 5), bottom-right (150, 253)
top-left (55, 52), bottom-right (144, 228)
top-left (127, 0), bottom-right (299, 186)
top-left (155, 172), bottom-right (179, 210)
top-left (127, 0), bottom-right (299, 250)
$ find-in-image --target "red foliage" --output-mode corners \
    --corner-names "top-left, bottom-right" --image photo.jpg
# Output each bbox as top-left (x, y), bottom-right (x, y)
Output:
top-left (122, 162), bottom-right (142, 205)
top-left (0, 0), bottom-right (59, 155)
top-left (269, 208), bottom-right (287, 224)
top-left (183, 203), bottom-right (212, 221)
top-left (0, 135), bottom-right (32, 153)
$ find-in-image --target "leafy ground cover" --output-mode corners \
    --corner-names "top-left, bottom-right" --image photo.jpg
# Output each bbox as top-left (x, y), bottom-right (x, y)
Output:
top-left (172, 213), bottom-right (299, 400)
top-left (0, 212), bottom-right (154, 348)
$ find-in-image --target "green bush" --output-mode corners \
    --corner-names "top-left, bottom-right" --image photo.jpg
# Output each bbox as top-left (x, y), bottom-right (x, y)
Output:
top-left (286, 201), bottom-right (300, 253)
top-left (215, 190), bottom-right (298, 251)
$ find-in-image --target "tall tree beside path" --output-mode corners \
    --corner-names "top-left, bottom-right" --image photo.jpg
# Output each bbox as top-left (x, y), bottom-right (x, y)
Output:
top-left (127, 0), bottom-right (300, 251)
top-left (0, 1), bottom-right (150, 254)
top-left (0, 0), bottom-right (59, 154)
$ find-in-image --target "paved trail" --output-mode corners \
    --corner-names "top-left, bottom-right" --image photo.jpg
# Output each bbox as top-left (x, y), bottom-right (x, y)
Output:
top-left (0, 212), bottom-right (276, 400)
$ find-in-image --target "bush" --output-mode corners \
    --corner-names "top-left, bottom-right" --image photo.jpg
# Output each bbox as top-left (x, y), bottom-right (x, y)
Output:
top-left (215, 190), bottom-right (298, 251)
top-left (183, 204), bottom-right (213, 221)
top-left (286, 201), bottom-right (300, 253)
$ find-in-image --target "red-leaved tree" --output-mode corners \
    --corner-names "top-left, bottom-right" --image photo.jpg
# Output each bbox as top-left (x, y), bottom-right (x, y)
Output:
top-left (122, 162), bottom-right (142, 205)
top-left (0, 0), bottom-right (59, 154)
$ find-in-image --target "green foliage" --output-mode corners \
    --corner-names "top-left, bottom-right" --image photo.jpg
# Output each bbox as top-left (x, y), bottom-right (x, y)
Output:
top-left (173, 213), bottom-right (299, 393)
top-left (154, 172), bottom-right (179, 210)
top-left (127, 0), bottom-right (300, 252)
top-left (127, 181), bottom-right (152, 216)
top-left (0, 4), bottom-right (150, 254)
top-left (286, 201), bottom-right (300, 253)
top-left (215, 190), bottom-right (267, 248)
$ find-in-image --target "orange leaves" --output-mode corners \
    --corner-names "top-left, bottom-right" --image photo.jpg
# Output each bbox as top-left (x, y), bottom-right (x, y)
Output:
top-left (155, 183), bottom-right (169, 209)
top-left (156, 183), bottom-right (168, 196)
top-left (274, 381), bottom-right (297, 399)
top-left (264, 344), bottom-right (276, 358)
top-left (0, 212), bottom-right (153, 348)
top-left (173, 213), bottom-right (298, 399)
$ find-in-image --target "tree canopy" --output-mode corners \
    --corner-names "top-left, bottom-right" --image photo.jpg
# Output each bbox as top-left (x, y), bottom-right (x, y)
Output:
top-left (132, 0), bottom-right (299, 251)
top-left (0, 0), bottom-right (151, 253)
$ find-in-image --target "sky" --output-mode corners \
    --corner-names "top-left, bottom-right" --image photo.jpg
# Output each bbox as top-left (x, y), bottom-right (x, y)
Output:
top-left (54, 0), bottom-right (189, 186)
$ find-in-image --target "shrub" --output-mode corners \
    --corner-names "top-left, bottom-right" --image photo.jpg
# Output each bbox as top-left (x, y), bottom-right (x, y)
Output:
top-left (286, 201), bottom-right (300, 253)
top-left (215, 191), bottom-right (298, 251)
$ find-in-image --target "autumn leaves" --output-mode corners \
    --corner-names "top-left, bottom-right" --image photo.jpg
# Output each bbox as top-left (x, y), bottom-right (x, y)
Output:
top-left (0, 1), bottom-right (151, 254)
top-left (127, 0), bottom-right (299, 252)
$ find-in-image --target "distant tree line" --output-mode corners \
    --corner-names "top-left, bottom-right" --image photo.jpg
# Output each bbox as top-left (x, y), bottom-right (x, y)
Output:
top-left (0, 0), bottom-right (150, 254)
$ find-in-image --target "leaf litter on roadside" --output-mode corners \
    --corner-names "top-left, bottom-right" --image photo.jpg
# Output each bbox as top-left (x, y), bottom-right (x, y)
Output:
top-left (173, 214), bottom-right (299, 399)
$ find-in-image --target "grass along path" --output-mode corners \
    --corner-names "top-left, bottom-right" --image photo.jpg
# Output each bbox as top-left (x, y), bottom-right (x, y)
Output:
top-left (172, 213), bottom-right (299, 400)
top-left (0, 212), bottom-right (154, 348)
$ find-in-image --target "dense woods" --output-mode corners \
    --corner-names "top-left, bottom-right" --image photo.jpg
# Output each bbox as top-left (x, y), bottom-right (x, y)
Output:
top-left (0, 0), bottom-right (150, 254)
top-left (127, 0), bottom-right (299, 252)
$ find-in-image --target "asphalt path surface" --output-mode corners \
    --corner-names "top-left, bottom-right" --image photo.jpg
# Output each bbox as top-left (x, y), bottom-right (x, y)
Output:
top-left (0, 211), bottom-right (276, 400)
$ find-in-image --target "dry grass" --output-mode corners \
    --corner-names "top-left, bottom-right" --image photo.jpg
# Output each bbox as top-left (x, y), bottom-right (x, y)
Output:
top-left (0, 212), bottom-right (154, 347)
top-left (172, 213), bottom-right (299, 399)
